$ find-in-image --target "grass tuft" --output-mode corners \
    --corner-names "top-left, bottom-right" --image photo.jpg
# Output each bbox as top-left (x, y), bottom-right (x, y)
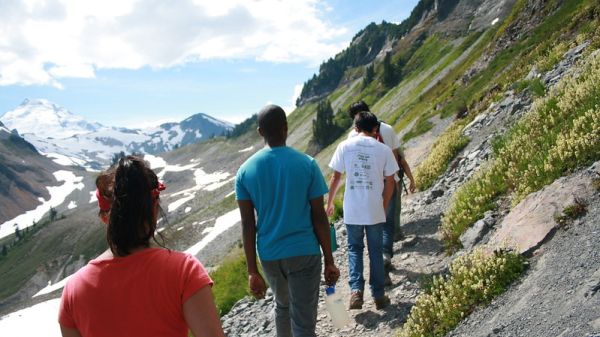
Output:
top-left (209, 248), bottom-right (251, 316)
top-left (554, 198), bottom-right (588, 226)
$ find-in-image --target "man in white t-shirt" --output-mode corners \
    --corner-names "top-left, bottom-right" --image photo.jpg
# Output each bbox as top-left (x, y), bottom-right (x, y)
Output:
top-left (326, 111), bottom-right (399, 310)
top-left (347, 101), bottom-right (415, 277)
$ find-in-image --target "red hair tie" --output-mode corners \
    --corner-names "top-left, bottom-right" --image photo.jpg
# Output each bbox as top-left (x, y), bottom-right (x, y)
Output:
top-left (96, 182), bottom-right (165, 212)
top-left (96, 189), bottom-right (112, 212)
top-left (151, 182), bottom-right (166, 198)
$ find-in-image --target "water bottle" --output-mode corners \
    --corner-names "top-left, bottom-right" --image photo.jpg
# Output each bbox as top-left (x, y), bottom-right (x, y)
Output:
top-left (325, 286), bottom-right (350, 328)
top-left (330, 223), bottom-right (338, 252)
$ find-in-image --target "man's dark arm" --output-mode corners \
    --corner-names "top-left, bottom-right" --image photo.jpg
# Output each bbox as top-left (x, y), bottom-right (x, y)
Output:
top-left (399, 156), bottom-right (416, 193)
top-left (395, 149), bottom-right (415, 193)
top-left (309, 196), bottom-right (340, 285)
top-left (237, 200), bottom-right (266, 298)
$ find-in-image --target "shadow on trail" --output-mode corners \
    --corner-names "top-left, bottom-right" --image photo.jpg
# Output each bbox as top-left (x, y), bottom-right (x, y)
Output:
top-left (390, 268), bottom-right (445, 285)
top-left (398, 236), bottom-right (444, 256)
top-left (353, 301), bottom-right (412, 330)
top-left (401, 214), bottom-right (442, 236)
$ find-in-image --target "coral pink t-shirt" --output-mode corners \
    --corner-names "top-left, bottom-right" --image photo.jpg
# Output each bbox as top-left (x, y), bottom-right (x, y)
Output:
top-left (59, 248), bottom-right (213, 337)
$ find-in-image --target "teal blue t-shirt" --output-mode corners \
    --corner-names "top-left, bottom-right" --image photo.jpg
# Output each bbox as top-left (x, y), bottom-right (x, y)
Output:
top-left (235, 146), bottom-right (328, 261)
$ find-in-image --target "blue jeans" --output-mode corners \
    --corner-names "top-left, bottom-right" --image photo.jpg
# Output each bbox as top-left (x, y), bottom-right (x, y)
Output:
top-left (260, 255), bottom-right (322, 337)
top-left (383, 187), bottom-right (398, 257)
top-left (345, 223), bottom-right (385, 299)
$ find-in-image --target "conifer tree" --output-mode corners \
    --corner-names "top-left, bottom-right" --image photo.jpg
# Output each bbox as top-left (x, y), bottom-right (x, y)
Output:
top-left (14, 225), bottom-right (21, 240)
top-left (382, 52), bottom-right (397, 88)
top-left (363, 64), bottom-right (375, 88)
top-left (50, 207), bottom-right (57, 222)
top-left (312, 100), bottom-right (336, 148)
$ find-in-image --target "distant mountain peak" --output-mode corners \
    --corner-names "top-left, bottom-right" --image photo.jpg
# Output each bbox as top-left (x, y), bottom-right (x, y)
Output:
top-left (0, 100), bottom-right (234, 169)
top-left (181, 112), bottom-right (233, 128)
top-left (0, 121), bottom-right (10, 139)
top-left (2, 99), bottom-right (101, 139)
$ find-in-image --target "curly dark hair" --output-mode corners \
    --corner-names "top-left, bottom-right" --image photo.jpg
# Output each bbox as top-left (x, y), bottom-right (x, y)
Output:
top-left (348, 100), bottom-right (370, 119)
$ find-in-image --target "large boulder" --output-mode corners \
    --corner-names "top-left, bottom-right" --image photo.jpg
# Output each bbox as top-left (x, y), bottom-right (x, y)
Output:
top-left (489, 162), bottom-right (599, 255)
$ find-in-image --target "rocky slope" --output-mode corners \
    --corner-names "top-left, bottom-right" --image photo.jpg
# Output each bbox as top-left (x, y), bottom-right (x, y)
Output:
top-left (0, 125), bottom-right (62, 224)
top-left (448, 163), bottom-right (600, 337)
top-left (220, 39), bottom-right (599, 336)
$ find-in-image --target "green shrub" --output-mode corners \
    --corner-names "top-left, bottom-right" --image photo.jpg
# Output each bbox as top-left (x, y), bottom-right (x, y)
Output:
top-left (529, 78), bottom-right (546, 97)
top-left (554, 198), bottom-right (588, 226)
top-left (513, 78), bottom-right (546, 97)
top-left (398, 248), bottom-right (526, 337)
top-left (402, 117), bottom-right (434, 142)
top-left (593, 178), bottom-right (600, 191)
top-left (209, 250), bottom-right (251, 316)
top-left (441, 164), bottom-right (507, 250)
top-left (331, 198), bottom-right (344, 222)
top-left (414, 123), bottom-right (470, 190)
top-left (536, 40), bottom-right (570, 72)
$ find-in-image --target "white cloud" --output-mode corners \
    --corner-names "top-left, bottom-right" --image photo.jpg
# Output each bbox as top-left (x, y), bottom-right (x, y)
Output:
top-left (221, 113), bottom-right (251, 125)
top-left (48, 64), bottom-right (95, 78)
top-left (137, 117), bottom-right (185, 129)
top-left (0, 0), bottom-right (347, 87)
top-left (283, 83), bottom-right (303, 114)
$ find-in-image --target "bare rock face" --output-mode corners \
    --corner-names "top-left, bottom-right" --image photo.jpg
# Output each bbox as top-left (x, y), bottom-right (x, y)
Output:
top-left (489, 162), bottom-right (599, 255)
top-left (468, 0), bottom-right (516, 31)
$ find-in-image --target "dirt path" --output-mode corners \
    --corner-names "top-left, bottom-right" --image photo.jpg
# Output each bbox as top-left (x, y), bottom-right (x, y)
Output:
top-left (312, 204), bottom-right (449, 336)
top-left (220, 185), bottom-right (453, 337)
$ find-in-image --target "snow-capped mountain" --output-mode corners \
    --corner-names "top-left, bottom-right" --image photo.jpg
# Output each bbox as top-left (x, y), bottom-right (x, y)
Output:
top-left (2, 99), bottom-right (101, 139)
top-left (0, 99), bottom-right (233, 169)
top-left (139, 113), bottom-right (234, 154)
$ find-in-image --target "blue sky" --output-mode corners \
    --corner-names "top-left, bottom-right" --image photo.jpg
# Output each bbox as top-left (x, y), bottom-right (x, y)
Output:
top-left (0, 0), bottom-right (419, 127)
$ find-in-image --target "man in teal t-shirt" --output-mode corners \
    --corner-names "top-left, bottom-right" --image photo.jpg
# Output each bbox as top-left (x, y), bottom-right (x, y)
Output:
top-left (236, 104), bottom-right (339, 337)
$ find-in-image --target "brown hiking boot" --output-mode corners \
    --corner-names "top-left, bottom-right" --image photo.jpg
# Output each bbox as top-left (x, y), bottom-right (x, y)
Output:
top-left (374, 295), bottom-right (390, 310)
top-left (393, 231), bottom-right (405, 242)
top-left (349, 291), bottom-right (363, 310)
top-left (384, 272), bottom-right (393, 287)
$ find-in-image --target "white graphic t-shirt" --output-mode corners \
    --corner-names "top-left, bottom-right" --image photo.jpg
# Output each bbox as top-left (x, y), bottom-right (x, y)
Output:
top-left (329, 135), bottom-right (399, 225)
top-left (348, 122), bottom-right (402, 181)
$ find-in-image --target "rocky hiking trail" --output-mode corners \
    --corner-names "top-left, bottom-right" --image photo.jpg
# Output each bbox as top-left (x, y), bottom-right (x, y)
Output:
top-left (221, 190), bottom-right (452, 337)
top-left (220, 42), bottom-right (600, 337)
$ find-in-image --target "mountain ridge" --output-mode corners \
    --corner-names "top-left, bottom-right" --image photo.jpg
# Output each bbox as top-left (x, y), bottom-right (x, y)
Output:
top-left (0, 99), bottom-right (233, 169)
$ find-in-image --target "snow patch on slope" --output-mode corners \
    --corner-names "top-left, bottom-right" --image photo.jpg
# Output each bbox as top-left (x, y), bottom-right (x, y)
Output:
top-left (46, 153), bottom-right (88, 167)
top-left (144, 154), bottom-right (167, 169)
top-left (185, 209), bottom-right (241, 256)
top-left (238, 146), bottom-right (254, 153)
top-left (167, 168), bottom-right (232, 211)
top-left (33, 276), bottom-right (72, 298)
top-left (0, 298), bottom-right (62, 337)
top-left (0, 170), bottom-right (85, 239)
